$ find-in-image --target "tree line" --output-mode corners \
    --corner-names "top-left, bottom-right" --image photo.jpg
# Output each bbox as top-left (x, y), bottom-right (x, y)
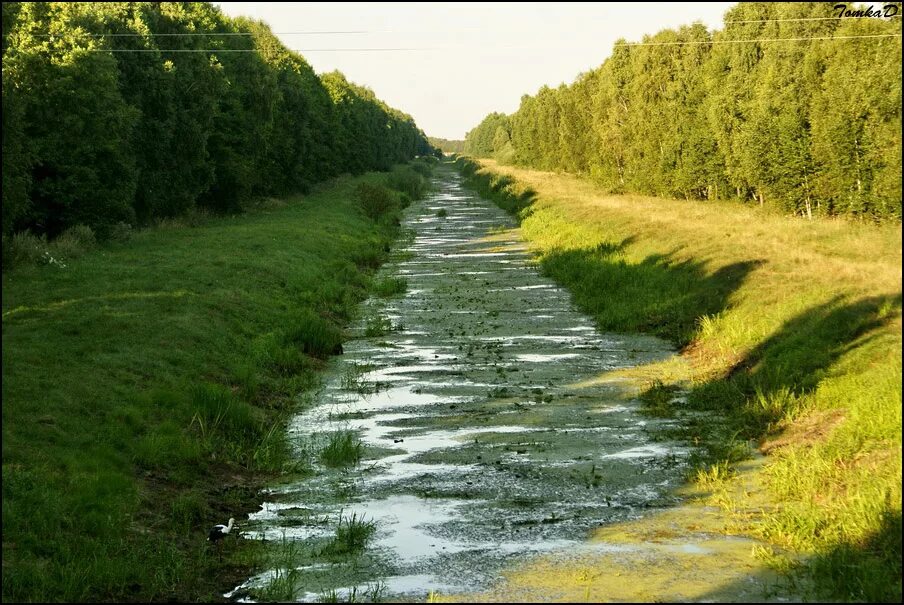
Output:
top-left (465, 2), bottom-right (902, 220)
top-left (1, 2), bottom-right (435, 237)
top-left (427, 137), bottom-right (466, 154)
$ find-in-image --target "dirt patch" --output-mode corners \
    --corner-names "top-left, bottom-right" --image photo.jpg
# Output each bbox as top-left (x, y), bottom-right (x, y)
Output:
top-left (760, 409), bottom-right (846, 454)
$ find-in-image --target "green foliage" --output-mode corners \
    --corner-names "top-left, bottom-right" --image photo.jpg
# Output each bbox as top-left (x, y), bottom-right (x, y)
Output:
top-left (464, 2), bottom-right (902, 220)
top-left (386, 165), bottom-right (428, 199)
top-left (324, 511), bottom-right (377, 555)
top-left (355, 183), bottom-right (397, 220)
top-left (319, 431), bottom-right (363, 467)
top-left (373, 276), bottom-right (408, 298)
top-left (427, 136), bottom-right (465, 153)
top-left (1, 2), bottom-right (432, 236)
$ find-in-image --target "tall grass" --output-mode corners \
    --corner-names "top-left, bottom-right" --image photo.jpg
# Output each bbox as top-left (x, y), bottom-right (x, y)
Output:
top-left (324, 511), bottom-right (377, 555)
top-left (457, 157), bottom-right (902, 601)
top-left (1, 224), bottom-right (96, 269)
top-left (372, 276), bottom-right (407, 298)
top-left (320, 430), bottom-right (363, 467)
top-left (386, 165), bottom-right (428, 199)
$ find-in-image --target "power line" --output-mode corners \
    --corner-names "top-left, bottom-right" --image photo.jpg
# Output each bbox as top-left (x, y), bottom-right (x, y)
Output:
top-left (67, 33), bottom-right (902, 53)
top-left (616, 33), bottom-right (902, 47)
top-left (723, 15), bottom-right (901, 24)
top-left (23, 14), bottom-right (904, 38)
top-left (84, 47), bottom-right (432, 52)
top-left (30, 30), bottom-right (369, 37)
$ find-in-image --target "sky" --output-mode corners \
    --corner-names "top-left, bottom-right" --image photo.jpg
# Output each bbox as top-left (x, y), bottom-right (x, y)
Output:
top-left (216, 2), bottom-right (736, 140)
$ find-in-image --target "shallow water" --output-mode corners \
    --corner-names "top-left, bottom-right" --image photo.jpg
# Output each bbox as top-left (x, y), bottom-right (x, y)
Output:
top-left (230, 168), bottom-right (690, 601)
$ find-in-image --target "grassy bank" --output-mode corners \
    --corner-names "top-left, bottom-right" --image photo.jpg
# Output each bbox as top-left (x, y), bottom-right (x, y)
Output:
top-left (1, 161), bottom-right (432, 602)
top-left (455, 157), bottom-right (902, 602)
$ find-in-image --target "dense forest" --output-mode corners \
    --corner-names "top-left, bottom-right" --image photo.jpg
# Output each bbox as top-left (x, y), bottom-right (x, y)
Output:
top-left (1, 1), bottom-right (434, 237)
top-left (465, 2), bottom-right (902, 220)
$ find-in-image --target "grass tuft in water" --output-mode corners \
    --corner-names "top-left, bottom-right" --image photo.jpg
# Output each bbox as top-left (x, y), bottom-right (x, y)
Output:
top-left (373, 277), bottom-right (407, 298)
top-left (319, 431), bottom-right (363, 467)
top-left (250, 537), bottom-right (303, 602)
top-left (364, 315), bottom-right (394, 337)
top-left (324, 511), bottom-right (377, 555)
top-left (639, 379), bottom-right (683, 418)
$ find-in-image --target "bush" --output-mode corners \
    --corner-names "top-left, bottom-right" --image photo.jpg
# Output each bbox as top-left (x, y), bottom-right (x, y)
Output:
top-left (108, 221), bottom-right (133, 242)
top-left (2, 231), bottom-right (47, 268)
top-left (53, 224), bottom-right (96, 259)
top-left (355, 183), bottom-right (397, 220)
top-left (386, 166), bottom-right (426, 199)
top-left (409, 159), bottom-right (433, 178)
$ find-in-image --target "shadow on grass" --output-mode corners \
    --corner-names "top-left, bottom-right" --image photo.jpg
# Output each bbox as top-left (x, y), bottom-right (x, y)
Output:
top-left (690, 293), bottom-right (902, 434)
top-left (683, 294), bottom-right (902, 602)
top-left (454, 156), bottom-right (759, 346)
top-left (808, 509), bottom-right (903, 602)
top-left (540, 245), bottom-right (760, 346)
top-left (692, 509), bottom-right (903, 603)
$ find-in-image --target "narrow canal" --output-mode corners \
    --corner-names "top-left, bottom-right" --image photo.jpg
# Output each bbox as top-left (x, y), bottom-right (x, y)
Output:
top-left (230, 166), bottom-right (690, 601)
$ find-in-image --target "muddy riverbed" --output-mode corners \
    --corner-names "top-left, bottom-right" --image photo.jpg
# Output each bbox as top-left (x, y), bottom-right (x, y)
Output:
top-left (229, 167), bottom-right (695, 601)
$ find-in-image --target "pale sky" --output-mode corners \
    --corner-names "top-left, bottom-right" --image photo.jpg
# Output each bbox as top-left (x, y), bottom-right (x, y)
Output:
top-left (216, 2), bottom-right (736, 139)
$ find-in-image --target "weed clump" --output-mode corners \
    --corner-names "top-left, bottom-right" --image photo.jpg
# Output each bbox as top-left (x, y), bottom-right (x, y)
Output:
top-left (373, 277), bottom-right (407, 298)
top-left (2, 224), bottom-right (97, 269)
top-left (387, 166), bottom-right (427, 199)
top-left (324, 511), bottom-right (376, 554)
top-left (640, 380), bottom-right (683, 418)
top-left (364, 315), bottom-right (394, 337)
top-left (319, 430), bottom-right (363, 467)
top-left (281, 309), bottom-right (344, 358)
top-left (355, 183), bottom-right (396, 220)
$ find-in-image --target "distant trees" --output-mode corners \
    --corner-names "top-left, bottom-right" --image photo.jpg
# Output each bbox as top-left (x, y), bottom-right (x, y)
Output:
top-left (464, 1), bottom-right (902, 220)
top-left (428, 137), bottom-right (466, 154)
top-left (1, 1), bottom-right (432, 236)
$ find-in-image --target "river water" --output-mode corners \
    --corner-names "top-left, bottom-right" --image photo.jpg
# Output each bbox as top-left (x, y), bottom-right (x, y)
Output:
top-left (229, 167), bottom-right (691, 602)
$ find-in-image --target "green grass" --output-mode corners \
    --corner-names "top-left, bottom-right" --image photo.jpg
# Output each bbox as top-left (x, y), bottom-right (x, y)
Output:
top-left (250, 537), bottom-right (304, 602)
top-left (372, 276), bottom-right (408, 298)
top-left (1, 166), bottom-right (412, 602)
top-left (319, 430), bottom-right (363, 467)
top-left (386, 165), bottom-right (428, 199)
top-left (323, 511), bottom-right (377, 556)
top-left (456, 157), bottom-right (902, 602)
top-left (364, 314), bottom-right (394, 337)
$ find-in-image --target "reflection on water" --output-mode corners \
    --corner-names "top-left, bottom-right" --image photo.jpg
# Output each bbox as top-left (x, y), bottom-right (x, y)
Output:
top-left (231, 168), bottom-right (690, 601)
